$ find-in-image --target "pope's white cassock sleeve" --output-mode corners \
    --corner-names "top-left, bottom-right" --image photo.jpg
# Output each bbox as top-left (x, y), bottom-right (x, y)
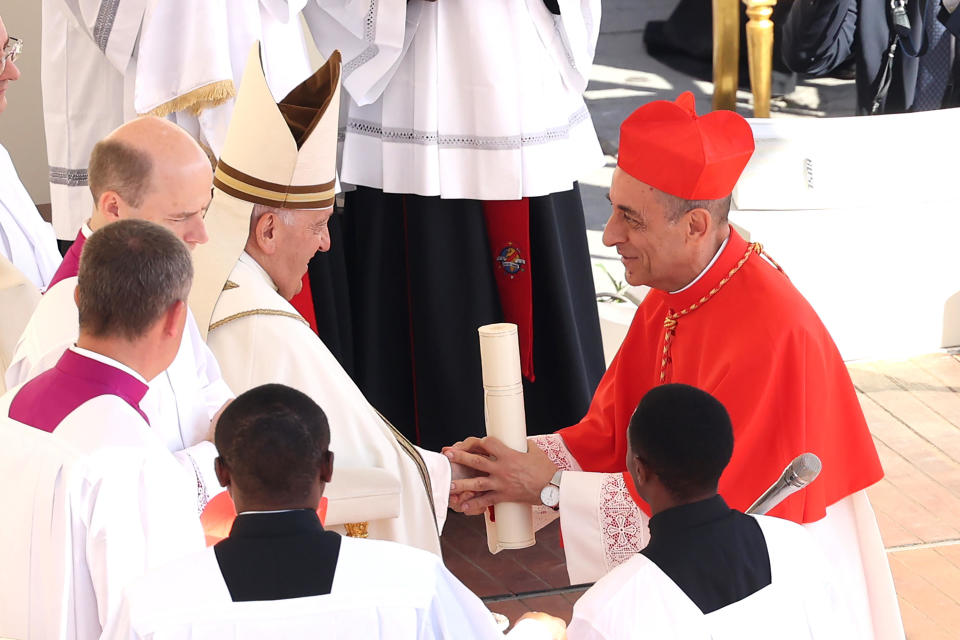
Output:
top-left (101, 537), bottom-right (551, 640)
top-left (531, 434), bottom-right (903, 640)
top-left (566, 515), bottom-right (856, 640)
top-left (4, 277), bottom-right (232, 507)
top-left (0, 392), bottom-right (206, 639)
top-left (0, 143), bottom-right (62, 290)
top-left (207, 256), bottom-right (449, 553)
top-left (41, 0), bottom-right (146, 238)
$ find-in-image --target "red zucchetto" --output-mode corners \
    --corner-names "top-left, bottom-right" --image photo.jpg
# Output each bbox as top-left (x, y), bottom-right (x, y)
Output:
top-left (617, 92), bottom-right (755, 200)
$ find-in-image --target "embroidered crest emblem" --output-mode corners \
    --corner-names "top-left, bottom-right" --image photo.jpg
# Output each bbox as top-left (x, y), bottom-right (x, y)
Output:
top-left (496, 244), bottom-right (526, 277)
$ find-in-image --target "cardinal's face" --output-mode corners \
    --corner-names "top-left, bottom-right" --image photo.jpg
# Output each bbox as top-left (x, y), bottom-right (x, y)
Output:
top-left (602, 168), bottom-right (694, 292)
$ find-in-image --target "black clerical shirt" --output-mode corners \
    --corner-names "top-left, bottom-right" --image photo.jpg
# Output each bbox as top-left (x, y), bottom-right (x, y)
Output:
top-left (214, 509), bottom-right (342, 602)
top-left (641, 495), bottom-right (772, 614)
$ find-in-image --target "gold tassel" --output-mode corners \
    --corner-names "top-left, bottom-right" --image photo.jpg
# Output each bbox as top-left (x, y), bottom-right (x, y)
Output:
top-left (141, 79), bottom-right (237, 119)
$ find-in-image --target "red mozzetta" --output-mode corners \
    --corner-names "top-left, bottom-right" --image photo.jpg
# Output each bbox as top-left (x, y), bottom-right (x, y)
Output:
top-left (558, 229), bottom-right (883, 523)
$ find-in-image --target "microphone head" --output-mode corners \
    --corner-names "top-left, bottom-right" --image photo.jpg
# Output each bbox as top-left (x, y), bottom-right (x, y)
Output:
top-left (787, 452), bottom-right (822, 488)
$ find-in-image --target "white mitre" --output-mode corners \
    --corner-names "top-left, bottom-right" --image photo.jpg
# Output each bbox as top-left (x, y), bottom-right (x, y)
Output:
top-left (189, 42), bottom-right (341, 339)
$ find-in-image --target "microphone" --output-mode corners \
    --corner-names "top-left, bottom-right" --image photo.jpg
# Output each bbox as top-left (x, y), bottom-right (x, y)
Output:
top-left (745, 453), bottom-right (822, 516)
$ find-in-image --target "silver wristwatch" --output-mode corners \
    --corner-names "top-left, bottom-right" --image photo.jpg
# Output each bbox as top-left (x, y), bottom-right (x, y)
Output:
top-left (539, 469), bottom-right (563, 510)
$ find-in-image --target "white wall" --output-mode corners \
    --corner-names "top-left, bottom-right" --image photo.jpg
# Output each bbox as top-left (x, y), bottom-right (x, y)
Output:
top-left (0, 2), bottom-right (48, 205)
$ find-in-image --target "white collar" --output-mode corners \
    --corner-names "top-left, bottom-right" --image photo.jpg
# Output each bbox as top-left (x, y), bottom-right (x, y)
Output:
top-left (239, 251), bottom-right (279, 292)
top-left (669, 234), bottom-right (730, 295)
top-left (68, 346), bottom-right (149, 384)
top-left (81, 222), bottom-right (93, 239)
top-left (237, 509), bottom-right (301, 515)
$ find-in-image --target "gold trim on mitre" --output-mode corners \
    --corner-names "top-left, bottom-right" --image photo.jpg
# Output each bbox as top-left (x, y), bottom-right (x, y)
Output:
top-left (188, 42), bottom-right (343, 340)
top-left (213, 161), bottom-right (336, 209)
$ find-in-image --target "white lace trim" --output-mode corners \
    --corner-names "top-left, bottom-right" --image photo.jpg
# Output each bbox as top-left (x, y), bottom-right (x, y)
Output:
top-left (529, 433), bottom-right (581, 471)
top-left (599, 473), bottom-right (648, 573)
top-left (342, 107), bottom-right (591, 150)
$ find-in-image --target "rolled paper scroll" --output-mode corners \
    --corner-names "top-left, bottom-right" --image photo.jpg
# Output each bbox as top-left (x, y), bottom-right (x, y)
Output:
top-left (478, 323), bottom-right (535, 552)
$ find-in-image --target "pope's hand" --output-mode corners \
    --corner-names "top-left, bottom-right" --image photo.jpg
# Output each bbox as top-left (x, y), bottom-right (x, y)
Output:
top-left (442, 436), bottom-right (557, 515)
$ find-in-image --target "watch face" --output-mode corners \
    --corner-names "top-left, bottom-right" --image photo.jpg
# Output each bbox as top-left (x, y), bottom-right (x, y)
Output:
top-left (540, 484), bottom-right (560, 508)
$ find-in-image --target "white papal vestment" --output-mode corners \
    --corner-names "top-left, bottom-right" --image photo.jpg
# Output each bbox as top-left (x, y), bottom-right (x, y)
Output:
top-left (206, 253), bottom-right (451, 553)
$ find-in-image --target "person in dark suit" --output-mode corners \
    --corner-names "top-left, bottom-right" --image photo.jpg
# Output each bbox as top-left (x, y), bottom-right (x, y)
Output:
top-left (782, 0), bottom-right (960, 113)
top-left (100, 383), bottom-right (566, 640)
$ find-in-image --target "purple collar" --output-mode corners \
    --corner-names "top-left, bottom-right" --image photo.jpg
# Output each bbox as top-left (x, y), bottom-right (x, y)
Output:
top-left (9, 349), bottom-right (150, 432)
top-left (46, 229), bottom-right (85, 291)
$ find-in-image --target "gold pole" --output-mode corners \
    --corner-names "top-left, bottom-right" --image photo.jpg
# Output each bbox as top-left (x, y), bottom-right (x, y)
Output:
top-left (712, 0), bottom-right (740, 111)
top-left (344, 522), bottom-right (369, 538)
top-left (743, 0), bottom-right (778, 117)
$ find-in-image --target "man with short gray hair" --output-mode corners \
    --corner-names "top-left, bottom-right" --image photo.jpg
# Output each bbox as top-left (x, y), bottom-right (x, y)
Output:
top-left (0, 219), bottom-right (205, 638)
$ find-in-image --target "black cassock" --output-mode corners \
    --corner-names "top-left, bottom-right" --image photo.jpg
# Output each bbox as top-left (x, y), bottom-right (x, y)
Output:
top-left (303, 185), bottom-right (605, 450)
top-left (214, 510), bottom-right (341, 602)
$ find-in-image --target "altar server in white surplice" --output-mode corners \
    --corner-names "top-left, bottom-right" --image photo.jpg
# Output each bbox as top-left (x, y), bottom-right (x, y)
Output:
top-left (0, 220), bottom-right (206, 639)
top-left (0, 18), bottom-right (61, 289)
top-left (189, 44), bottom-right (450, 555)
top-left (41, 0), bottom-right (310, 241)
top-left (564, 385), bottom-right (855, 640)
top-left (101, 384), bottom-right (563, 640)
top-left (298, 0), bottom-right (606, 452)
top-left (6, 117), bottom-right (232, 506)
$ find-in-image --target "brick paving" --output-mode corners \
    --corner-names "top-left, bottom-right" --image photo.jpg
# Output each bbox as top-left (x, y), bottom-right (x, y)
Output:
top-left (441, 353), bottom-right (960, 638)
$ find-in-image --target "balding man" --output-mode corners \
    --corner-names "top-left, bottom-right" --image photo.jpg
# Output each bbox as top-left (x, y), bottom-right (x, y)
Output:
top-left (49, 116), bottom-right (212, 287)
top-left (0, 220), bottom-right (205, 639)
top-left (6, 117), bottom-right (232, 507)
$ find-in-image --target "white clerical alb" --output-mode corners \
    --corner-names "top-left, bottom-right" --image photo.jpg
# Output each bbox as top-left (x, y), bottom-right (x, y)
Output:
top-left (5, 275), bottom-right (232, 507)
top-left (101, 536), bottom-right (550, 640)
top-left (0, 142), bottom-right (61, 289)
top-left (304, 0), bottom-right (604, 199)
top-left (0, 356), bottom-right (205, 640)
top-left (41, 0), bottom-right (312, 239)
top-left (527, 432), bottom-right (902, 640)
top-left (567, 515), bottom-right (855, 640)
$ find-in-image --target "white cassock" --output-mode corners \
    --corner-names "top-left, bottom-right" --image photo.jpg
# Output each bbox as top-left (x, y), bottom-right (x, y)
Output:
top-left (4, 276), bottom-right (233, 504)
top-left (206, 253), bottom-right (451, 554)
top-left (0, 143), bottom-right (61, 289)
top-left (529, 434), bottom-right (904, 640)
top-left (0, 415), bottom-right (77, 639)
top-left (0, 387), bottom-right (205, 639)
top-left (566, 515), bottom-right (856, 640)
top-left (0, 255), bottom-right (40, 395)
top-left (303, 0), bottom-right (603, 198)
top-left (101, 537), bottom-right (552, 640)
top-left (41, 0), bottom-right (310, 240)
top-left (40, 0), bottom-right (143, 239)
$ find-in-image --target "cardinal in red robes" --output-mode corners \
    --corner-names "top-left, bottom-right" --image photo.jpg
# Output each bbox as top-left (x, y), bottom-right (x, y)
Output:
top-left (446, 93), bottom-right (903, 639)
